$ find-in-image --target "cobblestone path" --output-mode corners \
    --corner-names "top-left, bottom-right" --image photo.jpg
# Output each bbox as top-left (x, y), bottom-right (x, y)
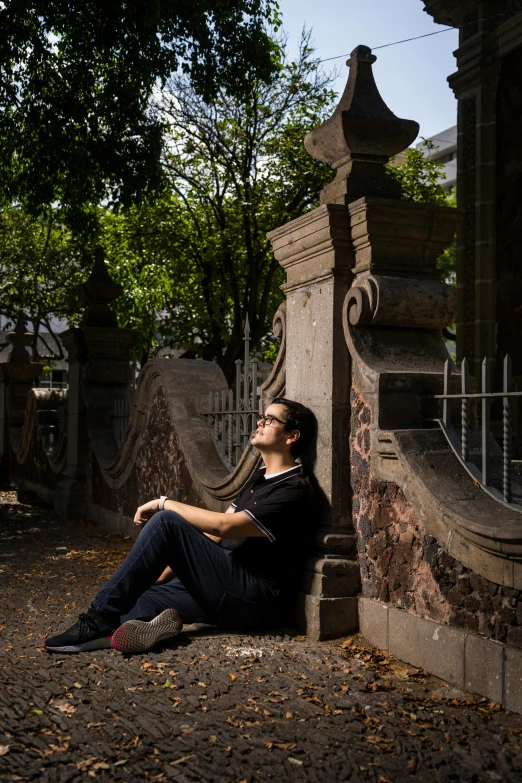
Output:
top-left (1, 489), bottom-right (522, 783)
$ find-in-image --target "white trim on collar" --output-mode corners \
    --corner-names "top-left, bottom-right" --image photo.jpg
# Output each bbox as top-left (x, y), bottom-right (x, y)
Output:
top-left (264, 464), bottom-right (299, 479)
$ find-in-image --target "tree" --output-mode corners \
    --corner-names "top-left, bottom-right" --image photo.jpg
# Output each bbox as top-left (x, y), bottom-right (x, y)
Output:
top-left (0, 207), bottom-right (85, 359)
top-left (148, 32), bottom-right (334, 380)
top-left (0, 1), bottom-right (280, 228)
top-left (0, 31), bottom-right (333, 371)
top-left (386, 140), bottom-right (448, 204)
top-left (99, 199), bottom-right (184, 367)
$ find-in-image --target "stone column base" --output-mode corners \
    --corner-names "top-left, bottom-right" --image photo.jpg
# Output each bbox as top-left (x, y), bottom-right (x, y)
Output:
top-left (54, 478), bottom-right (87, 519)
top-left (293, 593), bottom-right (359, 641)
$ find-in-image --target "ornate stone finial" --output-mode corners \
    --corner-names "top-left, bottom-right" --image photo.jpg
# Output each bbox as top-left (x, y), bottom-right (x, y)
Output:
top-left (304, 45), bottom-right (419, 205)
top-left (6, 310), bottom-right (33, 364)
top-left (78, 247), bottom-right (122, 328)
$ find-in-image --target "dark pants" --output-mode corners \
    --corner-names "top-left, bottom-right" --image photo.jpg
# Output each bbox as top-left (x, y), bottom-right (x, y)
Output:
top-left (91, 511), bottom-right (279, 629)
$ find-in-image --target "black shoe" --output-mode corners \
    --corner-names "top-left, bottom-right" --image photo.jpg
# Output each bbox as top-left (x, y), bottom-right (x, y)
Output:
top-left (44, 607), bottom-right (116, 653)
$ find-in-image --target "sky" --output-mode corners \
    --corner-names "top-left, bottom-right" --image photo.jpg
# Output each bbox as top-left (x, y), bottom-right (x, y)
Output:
top-left (279, 0), bottom-right (459, 142)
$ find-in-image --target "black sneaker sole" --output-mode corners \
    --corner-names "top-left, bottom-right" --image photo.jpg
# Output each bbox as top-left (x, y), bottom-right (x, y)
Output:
top-left (44, 636), bottom-right (113, 653)
top-left (111, 609), bottom-right (183, 652)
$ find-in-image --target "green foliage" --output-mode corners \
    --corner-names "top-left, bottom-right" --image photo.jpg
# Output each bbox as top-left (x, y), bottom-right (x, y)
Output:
top-left (98, 199), bottom-right (185, 364)
top-left (0, 31), bottom-right (333, 371)
top-left (263, 341), bottom-right (280, 364)
top-left (437, 189), bottom-right (457, 287)
top-left (0, 207), bottom-right (86, 358)
top-left (386, 140), bottom-right (448, 205)
top-left (0, 0), bottom-right (280, 228)
top-left (387, 141), bottom-right (457, 287)
top-left (151, 31), bottom-right (334, 379)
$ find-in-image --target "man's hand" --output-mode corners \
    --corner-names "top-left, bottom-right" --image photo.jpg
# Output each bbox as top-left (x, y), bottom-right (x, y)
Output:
top-left (134, 499), bottom-right (160, 527)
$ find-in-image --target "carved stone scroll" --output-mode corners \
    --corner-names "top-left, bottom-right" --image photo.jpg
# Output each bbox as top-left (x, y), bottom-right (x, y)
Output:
top-left (260, 301), bottom-right (286, 411)
top-left (345, 275), bottom-right (456, 329)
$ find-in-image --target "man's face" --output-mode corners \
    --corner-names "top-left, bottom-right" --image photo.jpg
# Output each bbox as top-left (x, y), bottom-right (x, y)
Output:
top-left (251, 403), bottom-right (298, 453)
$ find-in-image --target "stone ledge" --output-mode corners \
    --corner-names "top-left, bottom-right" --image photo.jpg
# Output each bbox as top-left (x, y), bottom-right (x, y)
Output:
top-left (359, 595), bottom-right (522, 715)
top-left (85, 503), bottom-right (137, 540)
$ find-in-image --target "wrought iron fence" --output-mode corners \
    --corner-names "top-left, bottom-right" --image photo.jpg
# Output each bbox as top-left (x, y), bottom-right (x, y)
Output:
top-left (430, 356), bottom-right (522, 512)
top-left (112, 359), bottom-right (139, 447)
top-left (203, 316), bottom-right (260, 470)
top-left (113, 395), bottom-right (133, 447)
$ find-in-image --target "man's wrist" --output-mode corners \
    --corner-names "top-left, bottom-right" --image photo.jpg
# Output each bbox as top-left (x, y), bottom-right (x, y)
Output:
top-left (158, 495), bottom-right (168, 511)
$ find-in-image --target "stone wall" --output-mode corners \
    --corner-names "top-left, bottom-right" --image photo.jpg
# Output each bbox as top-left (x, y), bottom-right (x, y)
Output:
top-left (10, 424), bottom-right (62, 501)
top-left (89, 386), bottom-right (203, 520)
top-left (351, 381), bottom-right (522, 649)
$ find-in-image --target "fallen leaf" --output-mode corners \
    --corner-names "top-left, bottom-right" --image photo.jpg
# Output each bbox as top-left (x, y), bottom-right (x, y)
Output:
top-left (76, 758), bottom-right (97, 771)
top-left (170, 697), bottom-right (182, 708)
top-left (87, 722), bottom-right (105, 729)
top-left (53, 700), bottom-right (76, 716)
top-left (228, 673), bottom-right (237, 681)
top-left (288, 757), bottom-right (303, 766)
top-left (26, 709), bottom-right (43, 717)
top-left (389, 663), bottom-right (422, 681)
top-left (0, 746), bottom-right (9, 756)
top-left (114, 759), bottom-right (128, 767)
top-left (285, 711), bottom-right (293, 719)
top-left (197, 682), bottom-right (207, 688)
top-left (170, 755), bottom-right (194, 766)
top-left (181, 727), bottom-right (194, 734)
top-left (73, 682), bottom-right (82, 689)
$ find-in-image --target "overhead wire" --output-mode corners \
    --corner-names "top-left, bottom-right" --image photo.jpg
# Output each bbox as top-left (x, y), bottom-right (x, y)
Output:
top-left (318, 27), bottom-right (456, 63)
top-left (316, 8), bottom-right (517, 65)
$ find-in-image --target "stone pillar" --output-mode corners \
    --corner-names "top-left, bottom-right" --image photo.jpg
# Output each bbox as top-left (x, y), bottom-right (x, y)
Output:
top-left (422, 1), bottom-right (522, 448)
top-left (269, 206), bottom-right (358, 640)
top-left (0, 366), bottom-right (7, 482)
top-left (1, 314), bottom-right (43, 483)
top-left (54, 249), bottom-right (138, 517)
top-left (53, 327), bottom-right (89, 516)
top-left (447, 16), bottom-right (500, 379)
top-left (268, 46), bottom-right (419, 640)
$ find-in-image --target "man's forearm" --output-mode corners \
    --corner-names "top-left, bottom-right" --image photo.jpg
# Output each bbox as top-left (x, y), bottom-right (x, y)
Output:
top-left (163, 499), bottom-right (227, 537)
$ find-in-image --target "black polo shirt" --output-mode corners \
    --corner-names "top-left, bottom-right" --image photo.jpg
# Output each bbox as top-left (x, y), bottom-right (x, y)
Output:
top-left (229, 465), bottom-right (315, 593)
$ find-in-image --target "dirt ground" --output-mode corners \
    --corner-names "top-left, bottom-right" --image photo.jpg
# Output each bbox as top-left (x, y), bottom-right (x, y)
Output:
top-left (1, 488), bottom-right (522, 783)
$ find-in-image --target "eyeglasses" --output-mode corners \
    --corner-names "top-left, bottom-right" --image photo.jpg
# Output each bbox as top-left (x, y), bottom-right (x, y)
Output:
top-left (257, 414), bottom-right (286, 428)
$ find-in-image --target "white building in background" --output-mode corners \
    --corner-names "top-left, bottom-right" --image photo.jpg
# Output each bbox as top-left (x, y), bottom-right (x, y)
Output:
top-left (417, 125), bottom-right (457, 192)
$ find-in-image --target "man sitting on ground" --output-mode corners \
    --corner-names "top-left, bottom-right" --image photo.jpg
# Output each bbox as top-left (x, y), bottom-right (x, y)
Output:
top-left (44, 398), bottom-right (316, 653)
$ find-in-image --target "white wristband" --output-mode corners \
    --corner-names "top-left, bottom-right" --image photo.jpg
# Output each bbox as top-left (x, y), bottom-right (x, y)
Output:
top-left (158, 495), bottom-right (168, 510)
